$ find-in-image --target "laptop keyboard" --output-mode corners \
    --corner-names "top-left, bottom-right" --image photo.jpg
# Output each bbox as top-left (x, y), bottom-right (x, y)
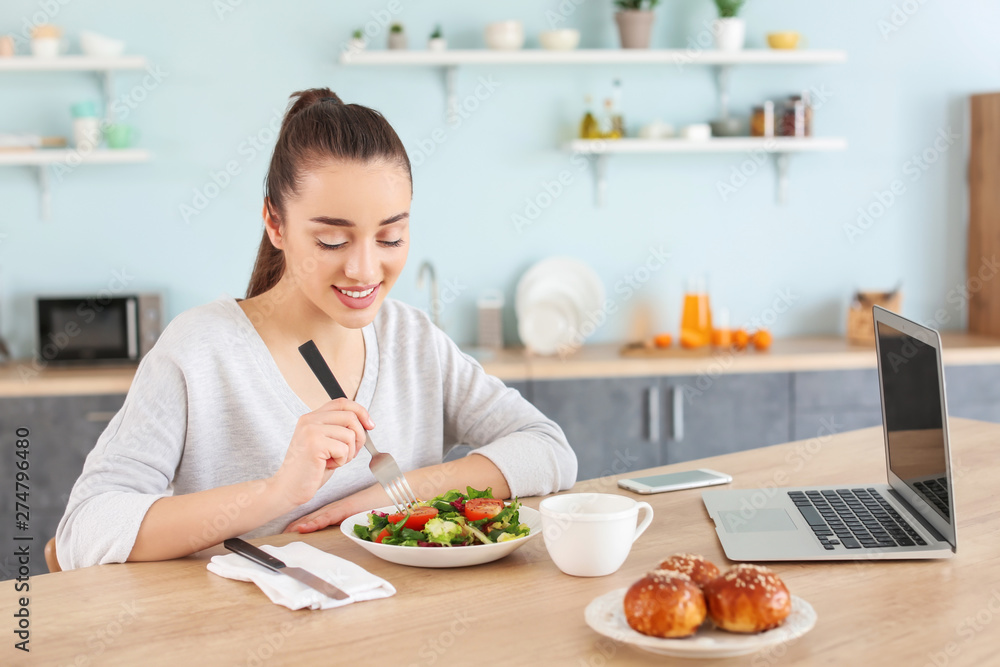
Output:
top-left (788, 488), bottom-right (928, 550)
top-left (913, 477), bottom-right (950, 515)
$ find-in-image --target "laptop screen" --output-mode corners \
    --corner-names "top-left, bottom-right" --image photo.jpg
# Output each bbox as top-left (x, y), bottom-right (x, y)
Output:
top-left (875, 320), bottom-right (952, 525)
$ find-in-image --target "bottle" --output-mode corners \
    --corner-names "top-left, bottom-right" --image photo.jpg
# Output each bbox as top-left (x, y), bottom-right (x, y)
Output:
top-left (601, 98), bottom-right (621, 139)
top-left (611, 78), bottom-right (625, 138)
top-left (801, 89), bottom-right (813, 137)
top-left (579, 95), bottom-right (600, 140)
top-left (70, 101), bottom-right (101, 151)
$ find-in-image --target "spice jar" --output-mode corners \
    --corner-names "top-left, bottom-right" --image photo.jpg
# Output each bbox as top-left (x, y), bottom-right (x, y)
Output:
top-left (750, 101), bottom-right (775, 137)
top-left (779, 96), bottom-right (806, 137)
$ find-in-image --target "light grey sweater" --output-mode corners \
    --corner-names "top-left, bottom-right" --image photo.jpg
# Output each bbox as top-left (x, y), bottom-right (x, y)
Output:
top-left (56, 294), bottom-right (577, 570)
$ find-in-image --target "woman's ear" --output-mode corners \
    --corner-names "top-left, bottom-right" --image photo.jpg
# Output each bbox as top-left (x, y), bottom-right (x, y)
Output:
top-left (262, 199), bottom-right (284, 250)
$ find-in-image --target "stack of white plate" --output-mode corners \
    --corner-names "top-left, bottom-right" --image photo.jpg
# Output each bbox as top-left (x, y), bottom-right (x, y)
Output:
top-left (515, 257), bottom-right (605, 355)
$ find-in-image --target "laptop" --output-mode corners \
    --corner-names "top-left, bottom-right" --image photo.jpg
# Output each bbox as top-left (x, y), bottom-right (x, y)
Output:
top-left (701, 306), bottom-right (957, 560)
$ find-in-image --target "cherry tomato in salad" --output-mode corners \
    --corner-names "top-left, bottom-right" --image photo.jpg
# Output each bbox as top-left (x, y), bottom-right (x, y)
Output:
top-left (374, 528), bottom-right (391, 544)
top-left (388, 506), bottom-right (439, 531)
top-left (464, 498), bottom-right (505, 522)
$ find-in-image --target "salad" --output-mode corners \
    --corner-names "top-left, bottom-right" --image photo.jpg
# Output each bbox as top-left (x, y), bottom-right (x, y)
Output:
top-left (353, 487), bottom-right (530, 547)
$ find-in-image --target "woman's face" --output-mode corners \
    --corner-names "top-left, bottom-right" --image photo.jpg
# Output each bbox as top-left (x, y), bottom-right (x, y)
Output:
top-left (266, 159), bottom-right (411, 329)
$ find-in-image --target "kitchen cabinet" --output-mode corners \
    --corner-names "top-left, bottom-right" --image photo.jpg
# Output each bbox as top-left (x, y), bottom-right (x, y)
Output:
top-left (528, 373), bottom-right (792, 480)
top-left (0, 393), bottom-right (125, 576)
top-left (791, 369), bottom-right (882, 441)
top-left (662, 373), bottom-right (793, 464)
top-left (529, 376), bottom-right (663, 482)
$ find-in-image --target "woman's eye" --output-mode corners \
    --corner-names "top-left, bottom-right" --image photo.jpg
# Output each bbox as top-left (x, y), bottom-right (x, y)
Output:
top-left (315, 238), bottom-right (405, 250)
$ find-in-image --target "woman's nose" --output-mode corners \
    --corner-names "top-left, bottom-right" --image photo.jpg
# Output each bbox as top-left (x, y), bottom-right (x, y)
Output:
top-left (343, 243), bottom-right (379, 283)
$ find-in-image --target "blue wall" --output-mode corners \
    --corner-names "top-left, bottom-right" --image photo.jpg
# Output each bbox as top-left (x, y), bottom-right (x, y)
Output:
top-left (2, 0), bottom-right (998, 357)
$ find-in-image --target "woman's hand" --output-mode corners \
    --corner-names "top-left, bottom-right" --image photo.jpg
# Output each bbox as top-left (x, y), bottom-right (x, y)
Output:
top-left (282, 501), bottom-right (353, 534)
top-left (282, 454), bottom-right (513, 534)
top-left (270, 398), bottom-right (373, 508)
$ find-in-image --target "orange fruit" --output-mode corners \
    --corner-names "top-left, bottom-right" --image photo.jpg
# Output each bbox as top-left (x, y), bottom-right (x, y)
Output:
top-left (711, 328), bottom-right (732, 347)
top-left (653, 333), bottom-right (673, 348)
top-left (733, 329), bottom-right (750, 350)
top-left (680, 330), bottom-right (707, 349)
top-left (753, 329), bottom-right (773, 351)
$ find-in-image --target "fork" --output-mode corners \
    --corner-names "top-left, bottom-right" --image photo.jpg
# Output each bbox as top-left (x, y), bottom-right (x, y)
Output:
top-left (297, 340), bottom-right (419, 513)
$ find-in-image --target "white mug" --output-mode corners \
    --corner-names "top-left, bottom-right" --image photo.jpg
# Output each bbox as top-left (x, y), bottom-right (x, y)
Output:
top-left (540, 493), bottom-right (654, 577)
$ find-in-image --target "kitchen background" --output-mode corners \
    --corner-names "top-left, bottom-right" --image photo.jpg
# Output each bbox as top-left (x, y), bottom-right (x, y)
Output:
top-left (2, 0), bottom-right (998, 355)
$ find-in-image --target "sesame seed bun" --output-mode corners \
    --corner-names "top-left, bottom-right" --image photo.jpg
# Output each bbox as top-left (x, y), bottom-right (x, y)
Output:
top-left (703, 563), bottom-right (791, 633)
top-left (623, 570), bottom-right (707, 638)
top-left (656, 553), bottom-right (721, 587)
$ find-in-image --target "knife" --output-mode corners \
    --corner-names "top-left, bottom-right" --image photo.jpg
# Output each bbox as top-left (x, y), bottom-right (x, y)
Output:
top-left (223, 538), bottom-right (350, 601)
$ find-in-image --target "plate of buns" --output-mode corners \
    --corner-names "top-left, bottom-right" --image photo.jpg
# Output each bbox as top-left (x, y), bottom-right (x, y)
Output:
top-left (584, 554), bottom-right (816, 658)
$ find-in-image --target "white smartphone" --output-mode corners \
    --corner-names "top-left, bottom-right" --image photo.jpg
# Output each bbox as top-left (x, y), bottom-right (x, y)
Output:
top-left (617, 469), bottom-right (733, 494)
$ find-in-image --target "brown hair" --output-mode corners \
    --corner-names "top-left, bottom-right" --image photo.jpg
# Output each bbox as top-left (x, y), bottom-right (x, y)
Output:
top-left (245, 88), bottom-right (411, 299)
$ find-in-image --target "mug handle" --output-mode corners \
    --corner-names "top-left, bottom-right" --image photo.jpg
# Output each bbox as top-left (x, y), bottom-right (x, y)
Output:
top-left (631, 502), bottom-right (654, 543)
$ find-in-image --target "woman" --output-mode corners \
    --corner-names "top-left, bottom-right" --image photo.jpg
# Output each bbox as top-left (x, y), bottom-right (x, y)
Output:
top-left (55, 88), bottom-right (577, 570)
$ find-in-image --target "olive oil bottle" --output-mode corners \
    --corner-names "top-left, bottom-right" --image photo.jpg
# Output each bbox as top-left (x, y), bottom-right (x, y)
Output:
top-left (579, 95), bottom-right (600, 139)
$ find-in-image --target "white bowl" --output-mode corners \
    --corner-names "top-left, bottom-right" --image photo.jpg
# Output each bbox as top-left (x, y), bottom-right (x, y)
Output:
top-left (539, 29), bottom-right (580, 50)
top-left (80, 30), bottom-right (125, 57)
top-left (340, 505), bottom-right (542, 568)
top-left (484, 20), bottom-right (525, 50)
top-left (681, 123), bottom-right (712, 141)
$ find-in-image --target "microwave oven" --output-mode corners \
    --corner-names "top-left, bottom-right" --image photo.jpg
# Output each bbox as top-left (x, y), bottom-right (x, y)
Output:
top-left (36, 293), bottom-right (164, 364)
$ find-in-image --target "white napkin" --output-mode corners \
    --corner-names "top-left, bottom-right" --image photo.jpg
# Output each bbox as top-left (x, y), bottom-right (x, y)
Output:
top-left (207, 541), bottom-right (396, 610)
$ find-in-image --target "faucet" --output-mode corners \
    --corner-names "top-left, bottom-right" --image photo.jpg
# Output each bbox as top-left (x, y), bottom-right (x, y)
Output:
top-left (416, 260), bottom-right (441, 329)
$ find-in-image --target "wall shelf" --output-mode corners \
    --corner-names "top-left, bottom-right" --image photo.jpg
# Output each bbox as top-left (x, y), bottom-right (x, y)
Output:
top-left (0, 56), bottom-right (149, 122)
top-left (568, 137), bottom-right (847, 206)
top-left (338, 48), bottom-right (847, 66)
top-left (338, 47), bottom-right (847, 205)
top-left (339, 48), bottom-right (846, 121)
top-left (1, 55), bottom-right (151, 219)
top-left (0, 55), bottom-right (148, 71)
top-left (0, 149), bottom-right (151, 219)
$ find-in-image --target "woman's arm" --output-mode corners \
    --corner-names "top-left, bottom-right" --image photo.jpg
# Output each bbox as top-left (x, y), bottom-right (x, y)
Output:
top-left (283, 453), bottom-right (509, 533)
top-left (129, 477), bottom-right (297, 560)
top-left (129, 396), bottom-right (371, 561)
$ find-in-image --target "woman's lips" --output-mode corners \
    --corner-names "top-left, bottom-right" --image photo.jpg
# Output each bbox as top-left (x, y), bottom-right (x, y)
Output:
top-left (332, 283), bottom-right (380, 309)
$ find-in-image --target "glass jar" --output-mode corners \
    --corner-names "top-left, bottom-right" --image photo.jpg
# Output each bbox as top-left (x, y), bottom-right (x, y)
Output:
top-left (750, 101), bottom-right (775, 138)
top-left (780, 96), bottom-right (806, 137)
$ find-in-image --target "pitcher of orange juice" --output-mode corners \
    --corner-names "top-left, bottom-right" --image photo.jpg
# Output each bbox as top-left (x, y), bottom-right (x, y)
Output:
top-left (680, 276), bottom-right (712, 348)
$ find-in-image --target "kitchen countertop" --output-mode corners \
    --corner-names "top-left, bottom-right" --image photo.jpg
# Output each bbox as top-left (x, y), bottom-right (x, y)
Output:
top-left (4, 332), bottom-right (1000, 397)
top-left (8, 417), bottom-right (997, 666)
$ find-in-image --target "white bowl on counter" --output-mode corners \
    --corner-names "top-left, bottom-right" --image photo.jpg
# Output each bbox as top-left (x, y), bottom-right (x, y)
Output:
top-left (484, 20), bottom-right (525, 50)
top-left (80, 31), bottom-right (125, 57)
top-left (539, 29), bottom-right (580, 50)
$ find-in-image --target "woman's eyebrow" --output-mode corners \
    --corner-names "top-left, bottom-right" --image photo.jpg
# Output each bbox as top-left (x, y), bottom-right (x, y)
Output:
top-left (309, 212), bottom-right (409, 227)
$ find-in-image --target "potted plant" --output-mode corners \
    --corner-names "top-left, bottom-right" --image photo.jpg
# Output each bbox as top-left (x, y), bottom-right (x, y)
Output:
top-left (713, 0), bottom-right (746, 51)
top-left (349, 28), bottom-right (366, 52)
top-left (614, 0), bottom-right (659, 50)
top-left (387, 22), bottom-right (407, 50)
top-left (428, 24), bottom-right (446, 51)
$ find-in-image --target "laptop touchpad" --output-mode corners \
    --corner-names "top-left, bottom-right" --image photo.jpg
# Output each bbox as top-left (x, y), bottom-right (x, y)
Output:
top-left (718, 509), bottom-right (798, 533)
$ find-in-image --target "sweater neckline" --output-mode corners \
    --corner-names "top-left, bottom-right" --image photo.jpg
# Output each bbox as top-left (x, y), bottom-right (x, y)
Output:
top-left (221, 294), bottom-right (379, 414)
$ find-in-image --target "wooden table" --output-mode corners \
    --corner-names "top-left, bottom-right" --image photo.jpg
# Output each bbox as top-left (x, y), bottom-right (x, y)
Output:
top-left (4, 418), bottom-right (999, 666)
